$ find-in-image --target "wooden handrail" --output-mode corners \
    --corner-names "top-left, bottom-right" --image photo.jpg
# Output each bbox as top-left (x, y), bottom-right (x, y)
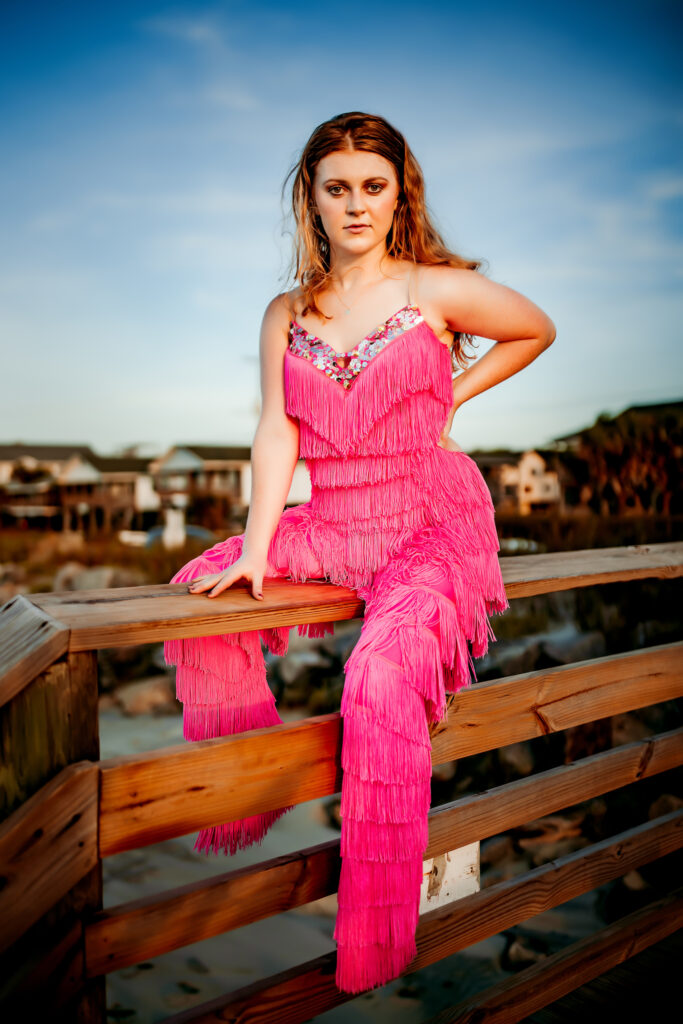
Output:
top-left (24, 541), bottom-right (683, 651)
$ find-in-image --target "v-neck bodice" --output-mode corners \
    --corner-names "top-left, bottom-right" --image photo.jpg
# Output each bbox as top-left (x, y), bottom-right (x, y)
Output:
top-left (288, 304), bottom-right (445, 390)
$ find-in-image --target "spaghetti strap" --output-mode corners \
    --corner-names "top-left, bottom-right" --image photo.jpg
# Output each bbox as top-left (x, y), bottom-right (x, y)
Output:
top-left (408, 262), bottom-right (418, 307)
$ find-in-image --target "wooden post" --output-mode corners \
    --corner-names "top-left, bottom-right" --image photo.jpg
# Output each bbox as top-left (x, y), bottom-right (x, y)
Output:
top-left (0, 648), bottom-right (105, 1023)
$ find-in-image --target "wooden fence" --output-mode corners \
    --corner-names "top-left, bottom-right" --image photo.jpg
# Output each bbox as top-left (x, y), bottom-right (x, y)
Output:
top-left (1, 541), bottom-right (682, 1022)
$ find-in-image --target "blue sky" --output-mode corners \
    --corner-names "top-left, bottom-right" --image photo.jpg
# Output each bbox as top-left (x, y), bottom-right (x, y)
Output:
top-left (1, 0), bottom-right (681, 453)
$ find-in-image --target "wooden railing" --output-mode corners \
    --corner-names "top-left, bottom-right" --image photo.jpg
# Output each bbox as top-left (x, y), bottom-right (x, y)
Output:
top-left (1, 541), bottom-right (682, 1022)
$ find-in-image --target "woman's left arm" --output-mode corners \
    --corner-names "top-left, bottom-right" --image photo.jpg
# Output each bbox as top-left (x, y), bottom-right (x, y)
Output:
top-left (425, 267), bottom-right (556, 428)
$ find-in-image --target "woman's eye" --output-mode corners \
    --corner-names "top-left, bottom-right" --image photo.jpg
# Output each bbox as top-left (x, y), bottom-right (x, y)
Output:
top-left (367, 183), bottom-right (384, 194)
top-left (328, 186), bottom-right (344, 195)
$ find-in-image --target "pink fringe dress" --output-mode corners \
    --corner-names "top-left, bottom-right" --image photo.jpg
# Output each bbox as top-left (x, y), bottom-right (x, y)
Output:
top-left (163, 303), bottom-right (509, 994)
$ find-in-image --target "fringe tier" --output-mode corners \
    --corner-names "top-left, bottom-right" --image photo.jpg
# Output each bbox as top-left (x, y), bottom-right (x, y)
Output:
top-left (163, 319), bottom-right (510, 994)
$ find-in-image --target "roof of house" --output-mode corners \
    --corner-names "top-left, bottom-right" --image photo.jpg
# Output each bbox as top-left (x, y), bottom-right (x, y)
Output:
top-left (0, 442), bottom-right (96, 461)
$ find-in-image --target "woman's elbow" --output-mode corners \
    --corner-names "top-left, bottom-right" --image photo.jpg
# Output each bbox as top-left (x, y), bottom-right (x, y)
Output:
top-left (543, 317), bottom-right (557, 348)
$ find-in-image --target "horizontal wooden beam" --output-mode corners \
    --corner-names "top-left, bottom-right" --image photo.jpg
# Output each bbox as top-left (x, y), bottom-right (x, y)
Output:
top-left (423, 887), bottom-right (683, 1023)
top-left (0, 762), bottom-right (98, 953)
top-left (157, 809), bottom-right (683, 1024)
top-left (85, 726), bottom-right (683, 977)
top-left (28, 541), bottom-right (683, 650)
top-left (0, 595), bottom-right (69, 709)
top-left (98, 642), bottom-right (682, 856)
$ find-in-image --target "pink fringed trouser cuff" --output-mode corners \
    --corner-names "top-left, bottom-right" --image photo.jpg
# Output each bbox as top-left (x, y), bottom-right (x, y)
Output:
top-left (163, 533), bottom-right (333, 855)
top-left (163, 525), bottom-right (509, 995)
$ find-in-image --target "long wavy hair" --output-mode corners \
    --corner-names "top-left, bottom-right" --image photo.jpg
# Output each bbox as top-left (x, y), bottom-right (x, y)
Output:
top-left (282, 111), bottom-right (483, 371)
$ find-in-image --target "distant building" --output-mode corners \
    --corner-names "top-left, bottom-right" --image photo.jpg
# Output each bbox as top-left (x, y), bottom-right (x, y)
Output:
top-left (469, 449), bottom-right (562, 514)
top-left (0, 443), bottom-right (161, 533)
top-left (150, 444), bottom-right (310, 524)
top-left (0, 440), bottom-right (311, 535)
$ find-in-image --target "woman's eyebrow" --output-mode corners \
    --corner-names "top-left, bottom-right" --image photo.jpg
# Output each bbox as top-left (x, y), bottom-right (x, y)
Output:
top-left (322, 176), bottom-right (390, 185)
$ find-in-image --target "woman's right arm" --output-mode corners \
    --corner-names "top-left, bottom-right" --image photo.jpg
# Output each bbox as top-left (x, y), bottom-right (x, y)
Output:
top-left (189, 294), bottom-right (299, 600)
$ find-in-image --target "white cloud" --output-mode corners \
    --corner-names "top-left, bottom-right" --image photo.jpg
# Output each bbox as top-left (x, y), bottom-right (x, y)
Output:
top-left (140, 14), bottom-right (227, 49)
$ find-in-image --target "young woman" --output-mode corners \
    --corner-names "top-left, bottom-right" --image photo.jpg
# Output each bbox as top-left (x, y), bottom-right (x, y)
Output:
top-left (164, 111), bottom-right (556, 995)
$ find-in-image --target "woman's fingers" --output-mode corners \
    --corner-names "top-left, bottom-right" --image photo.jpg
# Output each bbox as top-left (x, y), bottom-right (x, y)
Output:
top-left (251, 571), bottom-right (264, 601)
top-left (207, 568), bottom-right (241, 598)
top-left (186, 560), bottom-right (264, 600)
top-left (187, 570), bottom-right (238, 597)
top-left (187, 574), bottom-right (218, 593)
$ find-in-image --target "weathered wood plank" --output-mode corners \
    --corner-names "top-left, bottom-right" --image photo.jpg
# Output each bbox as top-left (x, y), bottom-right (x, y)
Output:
top-left (423, 888), bottom-right (683, 1023)
top-left (0, 595), bottom-right (69, 708)
top-left (30, 579), bottom-right (364, 650)
top-left (430, 641), bottom-right (682, 763)
top-left (28, 541), bottom-right (683, 650)
top-left (0, 762), bottom-right (98, 953)
top-left (0, 651), bottom-right (104, 1020)
top-left (85, 727), bottom-right (683, 976)
top-left (157, 810), bottom-right (683, 1024)
top-left (98, 642), bottom-right (682, 856)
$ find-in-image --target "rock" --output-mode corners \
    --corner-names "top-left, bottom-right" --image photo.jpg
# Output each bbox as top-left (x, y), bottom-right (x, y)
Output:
top-left (27, 530), bottom-right (85, 566)
top-left (98, 645), bottom-right (161, 690)
top-left (622, 869), bottom-right (650, 891)
top-left (498, 741), bottom-right (534, 778)
top-left (0, 562), bottom-right (26, 584)
top-left (52, 562), bottom-right (147, 592)
top-left (115, 677), bottom-right (181, 716)
top-left (541, 628), bottom-right (606, 665)
top-left (526, 836), bottom-right (590, 866)
top-left (648, 793), bottom-right (683, 819)
top-left (431, 760), bottom-right (457, 782)
top-left (515, 811), bottom-right (585, 850)
top-left (503, 936), bottom-right (548, 970)
top-left (611, 712), bottom-right (654, 745)
top-left (480, 834), bottom-right (516, 868)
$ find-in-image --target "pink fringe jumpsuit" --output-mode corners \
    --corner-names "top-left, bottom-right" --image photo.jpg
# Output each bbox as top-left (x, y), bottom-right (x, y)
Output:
top-left (163, 297), bottom-right (509, 995)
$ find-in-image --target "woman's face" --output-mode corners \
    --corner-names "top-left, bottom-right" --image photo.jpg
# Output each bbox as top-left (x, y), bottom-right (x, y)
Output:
top-left (311, 148), bottom-right (400, 259)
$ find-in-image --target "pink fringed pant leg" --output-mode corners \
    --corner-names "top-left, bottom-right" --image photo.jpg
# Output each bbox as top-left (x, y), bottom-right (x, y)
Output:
top-left (334, 530), bottom-right (478, 993)
top-left (163, 532), bottom-right (331, 854)
top-left (163, 526), bottom-right (481, 995)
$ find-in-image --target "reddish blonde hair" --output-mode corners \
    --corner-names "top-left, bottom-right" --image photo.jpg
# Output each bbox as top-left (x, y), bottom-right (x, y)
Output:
top-left (282, 111), bottom-right (483, 371)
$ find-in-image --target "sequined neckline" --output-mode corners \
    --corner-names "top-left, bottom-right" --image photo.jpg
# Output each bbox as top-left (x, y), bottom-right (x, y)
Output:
top-left (288, 304), bottom-right (426, 390)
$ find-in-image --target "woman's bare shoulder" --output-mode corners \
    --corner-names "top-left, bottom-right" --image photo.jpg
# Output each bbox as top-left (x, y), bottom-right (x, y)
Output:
top-left (415, 263), bottom-right (480, 296)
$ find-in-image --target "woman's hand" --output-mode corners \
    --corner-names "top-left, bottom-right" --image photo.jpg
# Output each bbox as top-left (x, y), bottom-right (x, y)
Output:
top-left (187, 552), bottom-right (267, 601)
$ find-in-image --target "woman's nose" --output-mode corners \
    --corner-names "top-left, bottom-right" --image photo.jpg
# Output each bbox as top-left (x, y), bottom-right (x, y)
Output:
top-left (346, 190), bottom-right (365, 214)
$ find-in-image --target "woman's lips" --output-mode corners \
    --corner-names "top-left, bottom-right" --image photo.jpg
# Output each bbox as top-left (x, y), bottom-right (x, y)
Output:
top-left (345, 225), bottom-right (370, 232)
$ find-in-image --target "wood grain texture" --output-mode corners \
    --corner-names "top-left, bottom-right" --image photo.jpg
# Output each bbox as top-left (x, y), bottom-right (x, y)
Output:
top-left (156, 810), bottom-right (683, 1024)
top-left (85, 726), bottom-right (683, 977)
top-left (0, 762), bottom-right (98, 953)
top-left (27, 541), bottom-right (683, 651)
top-left (422, 888), bottom-right (683, 1023)
top-left (1, 650), bottom-right (99, 820)
top-left (30, 578), bottom-right (364, 650)
top-left (0, 595), bottom-right (69, 708)
top-left (98, 642), bottom-right (682, 857)
top-left (0, 651), bottom-right (104, 1020)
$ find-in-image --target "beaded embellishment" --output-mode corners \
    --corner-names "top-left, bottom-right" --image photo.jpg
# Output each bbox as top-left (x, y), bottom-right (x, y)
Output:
top-left (288, 305), bottom-right (424, 390)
